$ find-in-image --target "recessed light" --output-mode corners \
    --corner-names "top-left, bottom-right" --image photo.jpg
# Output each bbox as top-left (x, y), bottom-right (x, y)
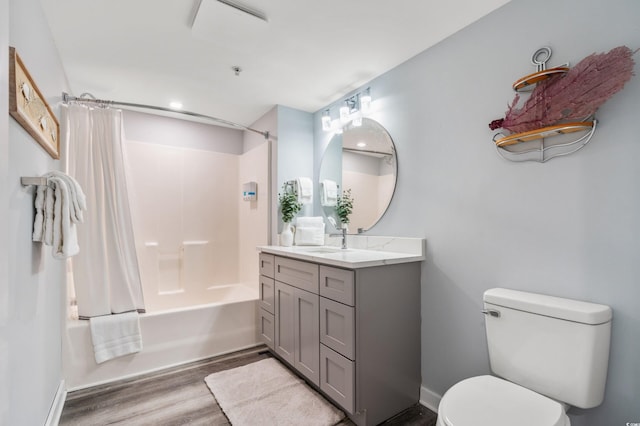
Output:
top-left (169, 101), bottom-right (183, 109)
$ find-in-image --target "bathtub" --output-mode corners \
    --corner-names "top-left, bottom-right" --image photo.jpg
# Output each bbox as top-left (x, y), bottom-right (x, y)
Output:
top-left (62, 283), bottom-right (260, 391)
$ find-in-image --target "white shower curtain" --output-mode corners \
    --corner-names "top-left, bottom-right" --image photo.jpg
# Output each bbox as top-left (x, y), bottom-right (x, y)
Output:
top-left (63, 104), bottom-right (145, 318)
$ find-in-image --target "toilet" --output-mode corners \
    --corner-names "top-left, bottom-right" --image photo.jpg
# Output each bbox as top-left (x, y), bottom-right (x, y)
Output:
top-left (436, 288), bottom-right (612, 426)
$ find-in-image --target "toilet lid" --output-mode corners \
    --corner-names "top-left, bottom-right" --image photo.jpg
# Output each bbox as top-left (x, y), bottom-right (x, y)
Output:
top-left (439, 375), bottom-right (569, 426)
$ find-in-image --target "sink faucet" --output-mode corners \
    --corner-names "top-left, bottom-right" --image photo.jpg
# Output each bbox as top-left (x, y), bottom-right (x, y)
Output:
top-left (330, 227), bottom-right (347, 249)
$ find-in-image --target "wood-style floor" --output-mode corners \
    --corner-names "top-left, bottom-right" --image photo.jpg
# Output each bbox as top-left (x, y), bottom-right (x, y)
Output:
top-left (60, 346), bottom-right (437, 426)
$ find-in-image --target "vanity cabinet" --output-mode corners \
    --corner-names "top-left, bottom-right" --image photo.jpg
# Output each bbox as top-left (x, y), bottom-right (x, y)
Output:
top-left (258, 251), bottom-right (421, 426)
top-left (273, 257), bottom-right (321, 386)
top-left (258, 253), bottom-right (275, 350)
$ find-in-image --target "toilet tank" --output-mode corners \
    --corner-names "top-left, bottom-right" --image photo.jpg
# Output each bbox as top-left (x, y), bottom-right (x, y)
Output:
top-left (483, 288), bottom-right (612, 409)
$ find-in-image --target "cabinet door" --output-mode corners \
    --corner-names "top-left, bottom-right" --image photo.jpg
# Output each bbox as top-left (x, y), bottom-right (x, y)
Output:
top-left (274, 282), bottom-right (295, 365)
top-left (259, 276), bottom-right (275, 314)
top-left (294, 288), bottom-right (320, 386)
top-left (320, 297), bottom-right (355, 360)
top-left (258, 308), bottom-right (275, 350)
top-left (320, 344), bottom-right (355, 414)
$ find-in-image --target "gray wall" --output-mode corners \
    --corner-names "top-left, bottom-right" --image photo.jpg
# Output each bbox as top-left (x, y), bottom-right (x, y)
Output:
top-left (2, 0), bottom-right (71, 424)
top-left (314, 0), bottom-right (640, 424)
top-left (276, 105), bottom-right (315, 222)
top-left (0, 0), bottom-right (9, 420)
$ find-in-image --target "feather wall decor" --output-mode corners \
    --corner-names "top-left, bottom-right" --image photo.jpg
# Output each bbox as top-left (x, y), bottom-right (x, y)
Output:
top-left (489, 46), bottom-right (637, 133)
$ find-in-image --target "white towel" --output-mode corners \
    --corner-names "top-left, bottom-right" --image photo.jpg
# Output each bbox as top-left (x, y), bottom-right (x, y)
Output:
top-left (31, 172), bottom-right (86, 258)
top-left (321, 180), bottom-right (338, 207)
top-left (296, 177), bottom-right (313, 204)
top-left (47, 170), bottom-right (86, 223)
top-left (32, 185), bottom-right (46, 241)
top-left (295, 216), bottom-right (325, 246)
top-left (89, 311), bottom-right (143, 364)
top-left (48, 176), bottom-right (80, 259)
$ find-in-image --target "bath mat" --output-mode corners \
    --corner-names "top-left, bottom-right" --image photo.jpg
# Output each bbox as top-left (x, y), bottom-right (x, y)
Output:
top-left (204, 357), bottom-right (345, 426)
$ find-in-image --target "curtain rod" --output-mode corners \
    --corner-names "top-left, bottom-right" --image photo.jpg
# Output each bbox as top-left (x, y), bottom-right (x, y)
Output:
top-left (61, 92), bottom-right (270, 139)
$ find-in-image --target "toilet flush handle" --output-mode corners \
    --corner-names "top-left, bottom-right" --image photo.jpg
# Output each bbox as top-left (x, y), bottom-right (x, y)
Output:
top-left (482, 309), bottom-right (501, 318)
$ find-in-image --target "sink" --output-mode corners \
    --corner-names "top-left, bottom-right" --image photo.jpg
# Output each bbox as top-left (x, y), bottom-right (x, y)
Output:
top-left (299, 247), bottom-right (345, 254)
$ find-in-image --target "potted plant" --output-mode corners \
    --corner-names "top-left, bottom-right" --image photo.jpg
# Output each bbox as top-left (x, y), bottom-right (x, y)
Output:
top-left (336, 188), bottom-right (354, 229)
top-left (278, 188), bottom-right (302, 246)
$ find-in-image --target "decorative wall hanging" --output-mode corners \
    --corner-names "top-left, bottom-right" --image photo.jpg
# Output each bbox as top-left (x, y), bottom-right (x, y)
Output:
top-left (8, 46), bottom-right (60, 159)
top-left (489, 46), bottom-right (636, 162)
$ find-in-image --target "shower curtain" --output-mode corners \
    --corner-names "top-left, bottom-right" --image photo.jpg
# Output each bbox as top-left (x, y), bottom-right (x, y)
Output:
top-left (63, 104), bottom-right (145, 318)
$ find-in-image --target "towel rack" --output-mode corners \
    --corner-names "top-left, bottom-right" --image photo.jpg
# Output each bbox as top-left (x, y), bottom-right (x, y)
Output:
top-left (21, 176), bottom-right (48, 186)
top-left (283, 179), bottom-right (298, 196)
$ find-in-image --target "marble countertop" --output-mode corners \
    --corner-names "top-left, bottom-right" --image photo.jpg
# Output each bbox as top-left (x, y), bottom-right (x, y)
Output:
top-left (259, 236), bottom-right (425, 269)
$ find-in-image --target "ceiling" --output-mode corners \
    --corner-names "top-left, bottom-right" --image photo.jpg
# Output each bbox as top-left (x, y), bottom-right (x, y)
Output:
top-left (41, 0), bottom-right (510, 127)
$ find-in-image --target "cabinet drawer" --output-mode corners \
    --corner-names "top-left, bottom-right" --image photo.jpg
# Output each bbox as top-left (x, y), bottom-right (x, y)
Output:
top-left (275, 256), bottom-right (319, 294)
top-left (320, 297), bottom-right (355, 360)
top-left (320, 344), bottom-right (355, 414)
top-left (259, 253), bottom-right (275, 278)
top-left (259, 276), bottom-right (275, 314)
top-left (320, 266), bottom-right (355, 306)
top-left (258, 308), bottom-right (274, 350)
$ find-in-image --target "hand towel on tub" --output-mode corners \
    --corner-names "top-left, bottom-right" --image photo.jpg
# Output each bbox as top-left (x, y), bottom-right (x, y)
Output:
top-left (296, 177), bottom-right (313, 204)
top-left (321, 179), bottom-right (338, 207)
top-left (294, 216), bottom-right (325, 246)
top-left (89, 311), bottom-right (143, 364)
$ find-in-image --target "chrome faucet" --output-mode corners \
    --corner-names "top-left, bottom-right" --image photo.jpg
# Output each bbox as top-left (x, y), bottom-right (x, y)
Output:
top-left (330, 227), bottom-right (348, 249)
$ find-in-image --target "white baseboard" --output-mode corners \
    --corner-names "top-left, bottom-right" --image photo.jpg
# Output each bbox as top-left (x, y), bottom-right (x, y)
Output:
top-left (420, 385), bottom-right (441, 413)
top-left (45, 380), bottom-right (67, 426)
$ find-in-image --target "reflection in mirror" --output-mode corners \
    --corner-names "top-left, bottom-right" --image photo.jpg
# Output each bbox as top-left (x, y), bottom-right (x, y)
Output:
top-left (319, 118), bottom-right (397, 234)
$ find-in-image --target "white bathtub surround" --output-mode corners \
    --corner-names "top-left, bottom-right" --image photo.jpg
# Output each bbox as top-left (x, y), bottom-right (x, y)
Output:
top-left (89, 311), bottom-right (142, 364)
top-left (63, 285), bottom-right (259, 390)
top-left (64, 104), bottom-right (145, 318)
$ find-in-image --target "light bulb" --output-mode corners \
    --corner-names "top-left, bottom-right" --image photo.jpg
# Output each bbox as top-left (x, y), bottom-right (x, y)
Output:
top-left (321, 110), bottom-right (332, 131)
top-left (360, 88), bottom-right (371, 114)
top-left (339, 103), bottom-right (350, 123)
top-left (169, 101), bottom-right (183, 109)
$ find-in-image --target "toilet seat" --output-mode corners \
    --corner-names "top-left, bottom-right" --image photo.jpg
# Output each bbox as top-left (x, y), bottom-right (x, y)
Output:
top-left (437, 375), bottom-right (570, 426)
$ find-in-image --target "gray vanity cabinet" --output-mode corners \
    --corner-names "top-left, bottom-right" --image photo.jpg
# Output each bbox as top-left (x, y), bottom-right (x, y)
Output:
top-left (258, 253), bottom-right (275, 350)
top-left (273, 257), bottom-right (321, 386)
top-left (259, 251), bottom-right (421, 426)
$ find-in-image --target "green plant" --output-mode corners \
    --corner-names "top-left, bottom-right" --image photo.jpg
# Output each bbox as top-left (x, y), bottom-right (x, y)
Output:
top-left (336, 188), bottom-right (354, 226)
top-left (278, 189), bottom-right (302, 223)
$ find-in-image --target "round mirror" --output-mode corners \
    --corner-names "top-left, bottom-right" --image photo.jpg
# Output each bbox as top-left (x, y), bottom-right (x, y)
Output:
top-left (319, 118), bottom-right (397, 233)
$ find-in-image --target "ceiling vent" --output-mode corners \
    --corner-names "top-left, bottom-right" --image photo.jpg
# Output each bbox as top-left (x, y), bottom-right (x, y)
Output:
top-left (192, 0), bottom-right (268, 45)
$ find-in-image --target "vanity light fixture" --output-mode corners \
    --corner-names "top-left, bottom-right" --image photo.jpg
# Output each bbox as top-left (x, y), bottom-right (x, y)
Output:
top-left (322, 88), bottom-right (372, 133)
